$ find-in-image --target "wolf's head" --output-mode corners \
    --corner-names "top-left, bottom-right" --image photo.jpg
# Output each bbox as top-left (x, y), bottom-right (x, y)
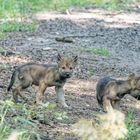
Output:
top-left (57, 54), bottom-right (78, 78)
top-left (128, 73), bottom-right (140, 90)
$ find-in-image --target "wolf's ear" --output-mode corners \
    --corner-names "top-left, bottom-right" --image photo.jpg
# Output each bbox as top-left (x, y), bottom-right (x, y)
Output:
top-left (128, 73), bottom-right (135, 80)
top-left (57, 53), bottom-right (62, 62)
top-left (73, 55), bottom-right (78, 63)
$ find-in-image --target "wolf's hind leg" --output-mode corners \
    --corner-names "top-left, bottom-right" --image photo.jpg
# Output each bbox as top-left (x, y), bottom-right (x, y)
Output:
top-left (12, 78), bottom-right (32, 102)
top-left (12, 86), bottom-right (21, 103)
top-left (36, 82), bottom-right (47, 104)
top-left (19, 79), bottom-right (32, 101)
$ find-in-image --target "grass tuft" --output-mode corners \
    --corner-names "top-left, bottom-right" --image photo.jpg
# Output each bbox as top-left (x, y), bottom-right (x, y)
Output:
top-left (0, 100), bottom-right (68, 140)
top-left (0, 100), bottom-right (40, 140)
top-left (0, 31), bottom-right (5, 40)
top-left (80, 47), bottom-right (110, 57)
top-left (125, 108), bottom-right (140, 140)
top-left (0, 22), bottom-right (37, 32)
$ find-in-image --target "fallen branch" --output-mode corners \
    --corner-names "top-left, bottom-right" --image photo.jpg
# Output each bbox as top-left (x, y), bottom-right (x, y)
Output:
top-left (55, 37), bottom-right (74, 43)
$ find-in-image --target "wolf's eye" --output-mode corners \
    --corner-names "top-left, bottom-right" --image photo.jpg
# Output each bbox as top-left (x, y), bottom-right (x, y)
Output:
top-left (62, 66), bottom-right (66, 70)
top-left (70, 67), bottom-right (73, 70)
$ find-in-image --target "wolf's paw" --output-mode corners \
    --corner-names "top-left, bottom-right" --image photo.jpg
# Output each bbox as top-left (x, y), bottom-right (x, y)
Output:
top-left (57, 102), bottom-right (72, 110)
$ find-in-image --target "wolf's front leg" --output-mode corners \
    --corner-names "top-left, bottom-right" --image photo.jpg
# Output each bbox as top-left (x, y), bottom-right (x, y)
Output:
top-left (55, 86), bottom-right (69, 108)
top-left (112, 100), bottom-right (121, 110)
top-left (103, 96), bottom-right (114, 113)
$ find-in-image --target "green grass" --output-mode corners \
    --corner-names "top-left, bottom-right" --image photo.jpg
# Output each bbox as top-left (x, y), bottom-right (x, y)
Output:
top-left (0, 0), bottom-right (31, 18)
top-left (0, 22), bottom-right (37, 32)
top-left (0, 31), bottom-right (5, 40)
top-left (80, 47), bottom-right (110, 57)
top-left (0, 0), bottom-right (95, 16)
top-left (0, 0), bottom-right (139, 19)
top-left (87, 67), bottom-right (95, 76)
top-left (21, 0), bottom-right (140, 11)
top-left (0, 0), bottom-right (139, 38)
top-left (125, 108), bottom-right (140, 140)
top-left (0, 47), bottom-right (6, 53)
top-left (0, 100), bottom-right (70, 140)
top-left (0, 100), bottom-right (40, 140)
top-left (93, 0), bottom-right (133, 10)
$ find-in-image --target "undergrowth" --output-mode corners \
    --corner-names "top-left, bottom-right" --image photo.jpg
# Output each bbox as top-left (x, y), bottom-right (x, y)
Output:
top-left (0, 100), bottom-right (66, 140)
top-left (0, 0), bottom-right (139, 19)
top-left (125, 108), bottom-right (140, 140)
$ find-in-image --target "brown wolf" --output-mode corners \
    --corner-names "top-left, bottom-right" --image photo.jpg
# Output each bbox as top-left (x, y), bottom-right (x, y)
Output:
top-left (96, 73), bottom-right (140, 112)
top-left (7, 54), bottom-right (78, 108)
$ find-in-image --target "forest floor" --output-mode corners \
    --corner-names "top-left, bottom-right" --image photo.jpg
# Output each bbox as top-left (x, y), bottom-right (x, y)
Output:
top-left (0, 8), bottom-right (140, 139)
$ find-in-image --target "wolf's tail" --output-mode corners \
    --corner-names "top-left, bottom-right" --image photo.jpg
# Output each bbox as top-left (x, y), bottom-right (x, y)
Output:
top-left (7, 70), bottom-right (17, 91)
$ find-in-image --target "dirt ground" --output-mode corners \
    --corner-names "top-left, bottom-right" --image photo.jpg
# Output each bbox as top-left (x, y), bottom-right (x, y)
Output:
top-left (0, 8), bottom-right (140, 139)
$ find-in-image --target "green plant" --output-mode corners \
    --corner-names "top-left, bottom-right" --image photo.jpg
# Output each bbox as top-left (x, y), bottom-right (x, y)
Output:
top-left (0, 21), bottom-right (37, 32)
top-left (54, 111), bottom-right (69, 120)
top-left (0, 0), bottom-right (138, 19)
top-left (0, 31), bottom-right (5, 40)
top-left (125, 108), bottom-right (140, 140)
top-left (0, 64), bottom-right (10, 70)
top-left (80, 47), bottom-right (110, 57)
top-left (0, 0), bottom-right (31, 18)
top-left (94, 0), bottom-right (133, 10)
top-left (87, 68), bottom-right (95, 77)
top-left (0, 47), bottom-right (6, 53)
top-left (0, 100), bottom-right (40, 140)
top-left (0, 103), bottom-right (11, 140)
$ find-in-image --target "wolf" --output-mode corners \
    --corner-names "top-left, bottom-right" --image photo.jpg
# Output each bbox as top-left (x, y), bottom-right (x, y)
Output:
top-left (7, 54), bottom-right (78, 108)
top-left (96, 73), bottom-right (140, 112)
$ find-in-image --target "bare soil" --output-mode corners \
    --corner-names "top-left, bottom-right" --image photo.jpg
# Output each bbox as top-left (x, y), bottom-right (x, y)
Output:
top-left (0, 8), bottom-right (140, 139)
